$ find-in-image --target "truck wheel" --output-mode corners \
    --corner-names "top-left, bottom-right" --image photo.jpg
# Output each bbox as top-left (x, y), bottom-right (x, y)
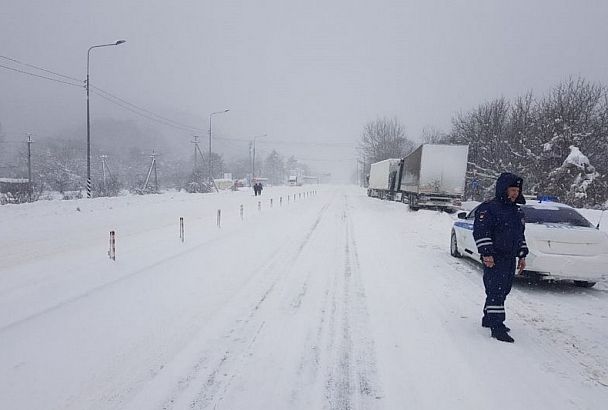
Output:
top-left (450, 230), bottom-right (462, 258)
top-left (573, 280), bottom-right (596, 288)
top-left (409, 194), bottom-right (419, 211)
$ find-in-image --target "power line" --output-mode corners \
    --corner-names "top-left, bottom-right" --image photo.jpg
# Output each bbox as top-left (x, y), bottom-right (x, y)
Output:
top-left (1, 54), bottom-right (358, 148)
top-left (90, 86), bottom-right (206, 132)
top-left (0, 55), bottom-right (81, 82)
top-left (91, 91), bottom-right (198, 133)
top-left (0, 54), bottom-right (206, 133)
top-left (0, 64), bottom-right (82, 88)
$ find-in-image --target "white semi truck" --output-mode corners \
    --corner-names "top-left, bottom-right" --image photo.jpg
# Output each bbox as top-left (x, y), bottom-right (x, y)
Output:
top-left (366, 158), bottom-right (402, 200)
top-left (367, 144), bottom-right (469, 211)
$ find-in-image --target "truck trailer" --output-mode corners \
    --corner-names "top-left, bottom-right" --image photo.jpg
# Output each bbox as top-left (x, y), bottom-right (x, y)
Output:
top-left (398, 144), bottom-right (469, 210)
top-left (366, 144), bottom-right (469, 211)
top-left (366, 158), bottom-right (402, 200)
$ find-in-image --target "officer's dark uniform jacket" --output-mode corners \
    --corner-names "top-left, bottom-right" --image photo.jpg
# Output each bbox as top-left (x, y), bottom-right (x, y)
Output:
top-left (473, 172), bottom-right (528, 329)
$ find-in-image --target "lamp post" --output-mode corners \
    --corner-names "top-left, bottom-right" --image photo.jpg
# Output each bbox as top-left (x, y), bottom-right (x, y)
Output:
top-left (208, 109), bottom-right (229, 184)
top-left (86, 40), bottom-right (125, 198)
top-left (251, 134), bottom-right (267, 184)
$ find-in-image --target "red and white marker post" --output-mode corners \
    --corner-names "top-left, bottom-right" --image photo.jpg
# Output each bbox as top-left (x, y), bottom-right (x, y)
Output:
top-left (180, 217), bottom-right (184, 242)
top-left (108, 230), bottom-right (116, 260)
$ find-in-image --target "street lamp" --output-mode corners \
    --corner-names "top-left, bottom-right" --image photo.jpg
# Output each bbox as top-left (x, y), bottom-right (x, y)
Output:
top-left (86, 40), bottom-right (126, 198)
top-left (208, 109), bottom-right (229, 184)
top-left (251, 134), bottom-right (267, 184)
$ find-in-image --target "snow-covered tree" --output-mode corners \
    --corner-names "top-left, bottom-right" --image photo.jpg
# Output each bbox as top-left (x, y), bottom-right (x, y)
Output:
top-left (548, 146), bottom-right (603, 207)
top-left (444, 77), bottom-right (608, 206)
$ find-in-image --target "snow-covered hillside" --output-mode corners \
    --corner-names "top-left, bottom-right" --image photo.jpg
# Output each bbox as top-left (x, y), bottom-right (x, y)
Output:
top-left (1, 186), bottom-right (607, 409)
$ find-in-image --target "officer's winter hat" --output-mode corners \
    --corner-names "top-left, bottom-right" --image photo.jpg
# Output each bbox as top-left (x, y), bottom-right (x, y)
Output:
top-left (495, 172), bottom-right (525, 204)
top-left (508, 178), bottom-right (523, 189)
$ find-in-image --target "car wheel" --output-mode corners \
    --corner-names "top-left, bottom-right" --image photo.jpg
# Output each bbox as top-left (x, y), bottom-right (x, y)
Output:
top-left (573, 280), bottom-right (596, 288)
top-left (450, 230), bottom-right (462, 258)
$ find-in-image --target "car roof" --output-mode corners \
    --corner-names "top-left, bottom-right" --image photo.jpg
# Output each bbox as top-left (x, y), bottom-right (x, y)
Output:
top-left (462, 200), bottom-right (577, 216)
top-left (520, 201), bottom-right (573, 210)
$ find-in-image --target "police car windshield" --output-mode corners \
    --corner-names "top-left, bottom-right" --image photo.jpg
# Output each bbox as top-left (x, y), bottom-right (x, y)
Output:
top-left (521, 205), bottom-right (594, 227)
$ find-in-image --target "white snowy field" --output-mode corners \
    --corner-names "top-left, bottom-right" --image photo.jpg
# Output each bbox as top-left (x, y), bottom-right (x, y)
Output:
top-left (1, 185), bottom-right (607, 410)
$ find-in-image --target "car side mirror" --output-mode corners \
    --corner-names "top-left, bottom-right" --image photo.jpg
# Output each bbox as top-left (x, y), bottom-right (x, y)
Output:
top-left (457, 212), bottom-right (467, 220)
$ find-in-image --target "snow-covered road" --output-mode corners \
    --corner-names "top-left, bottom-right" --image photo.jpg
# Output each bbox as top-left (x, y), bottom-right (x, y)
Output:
top-left (1, 186), bottom-right (607, 409)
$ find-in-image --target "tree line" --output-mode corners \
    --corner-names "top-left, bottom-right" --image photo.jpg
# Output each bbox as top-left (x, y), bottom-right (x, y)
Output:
top-left (0, 124), bottom-right (311, 201)
top-left (359, 77), bottom-right (608, 208)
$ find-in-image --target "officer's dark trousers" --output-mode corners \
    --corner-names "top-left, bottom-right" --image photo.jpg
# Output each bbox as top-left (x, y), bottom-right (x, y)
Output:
top-left (482, 255), bottom-right (516, 329)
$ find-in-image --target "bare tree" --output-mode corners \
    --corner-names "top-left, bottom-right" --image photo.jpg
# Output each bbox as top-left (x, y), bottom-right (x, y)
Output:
top-left (358, 117), bottom-right (414, 167)
top-left (450, 98), bottom-right (511, 198)
top-left (420, 126), bottom-right (449, 144)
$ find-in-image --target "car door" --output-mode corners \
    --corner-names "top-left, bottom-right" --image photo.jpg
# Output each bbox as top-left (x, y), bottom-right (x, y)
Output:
top-left (461, 206), bottom-right (479, 258)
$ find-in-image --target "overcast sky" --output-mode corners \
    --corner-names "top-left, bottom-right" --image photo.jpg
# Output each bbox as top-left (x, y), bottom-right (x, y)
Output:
top-left (1, 0), bottom-right (608, 181)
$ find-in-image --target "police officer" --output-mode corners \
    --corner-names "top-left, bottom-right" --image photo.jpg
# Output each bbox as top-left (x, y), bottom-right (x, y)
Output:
top-left (473, 172), bottom-right (528, 343)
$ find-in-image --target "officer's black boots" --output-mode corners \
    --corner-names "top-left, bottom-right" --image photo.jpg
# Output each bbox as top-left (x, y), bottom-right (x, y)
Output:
top-left (482, 318), bottom-right (510, 332)
top-left (491, 327), bottom-right (515, 343)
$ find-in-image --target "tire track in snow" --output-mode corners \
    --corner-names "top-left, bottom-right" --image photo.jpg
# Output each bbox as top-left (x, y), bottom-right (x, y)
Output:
top-left (346, 202), bottom-right (383, 406)
top-left (324, 196), bottom-right (381, 410)
top-left (287, 194), bottom-right (381, 410)
top-left (157, 202), bottom-right (332, 410)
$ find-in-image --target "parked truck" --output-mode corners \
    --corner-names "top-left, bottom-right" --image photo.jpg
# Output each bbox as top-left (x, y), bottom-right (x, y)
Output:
top-left (398, 144), bottom-right (469, 211)
top-left (366, 158), bottom-right (402, 200)
top-left (366, 144), bottom-right (469, 211)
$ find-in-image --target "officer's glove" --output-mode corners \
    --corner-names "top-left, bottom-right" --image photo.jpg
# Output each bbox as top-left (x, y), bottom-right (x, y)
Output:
top-left (482, 255), bottom-right (495, 268)
top-left (517, 258), bottom-right (526, 274)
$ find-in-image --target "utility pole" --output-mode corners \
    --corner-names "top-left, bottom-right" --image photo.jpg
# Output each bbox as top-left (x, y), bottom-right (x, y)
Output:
top-left (249, 141), bottom-right (254, 186)
top-left (27, 135), bottom-right (33, 202)
top-left (208, 109), bottom-right (229, 184)
top-left (251, 134), bottom-right (266, 184)
top-left (101, 155), bottom-right (107, 193)
top-left (86, 40), bottom-right (126, 198)
top-left (142, 150), bottom-right (159, 193)
top-left (191, 136), bottom-right (206, 173)
top-left (154, 153), bottom-right (158, 192)
top-left (252, 139), bottom-right (256, 180)
top-left (192, 136), bottom-right (199, 171)
top-left (100, 155), bottom-right (114, 194)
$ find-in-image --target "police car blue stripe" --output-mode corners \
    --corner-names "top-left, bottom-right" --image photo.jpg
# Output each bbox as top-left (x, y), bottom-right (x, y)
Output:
top-left (454, 221), bottom-right (473, 230)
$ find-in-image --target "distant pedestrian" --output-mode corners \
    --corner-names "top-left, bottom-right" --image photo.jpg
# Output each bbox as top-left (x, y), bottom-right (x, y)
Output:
top-left (257, 182), bottom-right (263, 196)
top-left (473, 172), bottom-right (528, 343)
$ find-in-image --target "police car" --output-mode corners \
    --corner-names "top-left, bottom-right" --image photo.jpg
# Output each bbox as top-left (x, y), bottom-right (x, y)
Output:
top-left (450, 200), bottom-right (608, 287)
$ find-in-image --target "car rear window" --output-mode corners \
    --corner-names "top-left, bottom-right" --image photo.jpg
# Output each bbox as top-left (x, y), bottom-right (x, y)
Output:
top-left (521, 205), bottom-right (594, 228)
